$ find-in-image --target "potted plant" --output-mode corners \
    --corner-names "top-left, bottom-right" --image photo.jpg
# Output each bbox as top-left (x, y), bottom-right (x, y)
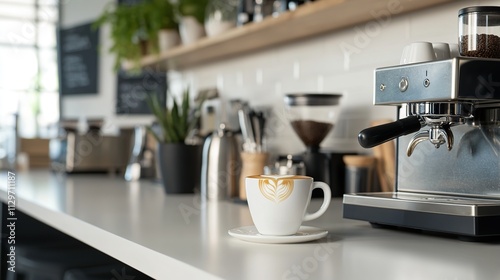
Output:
top-left (147, 89), bottom-right (205, 194)
top-left (145, 0), bottom-right (180, 52)
top-left (176, 0), bottom-right (209, 45)
top-left (94, 3), bottom-right (151, 71)
top-left (94, 0), bottom-right (180, 71)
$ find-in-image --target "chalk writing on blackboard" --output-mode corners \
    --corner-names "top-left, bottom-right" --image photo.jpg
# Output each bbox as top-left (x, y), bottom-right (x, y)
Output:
top-left (59, 22), bottom-right (98, 95)
top-left (116, 68), bottom-right (167, 115)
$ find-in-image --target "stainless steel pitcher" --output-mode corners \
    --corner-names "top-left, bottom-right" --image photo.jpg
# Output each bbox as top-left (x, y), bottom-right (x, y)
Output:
top-left (201, 123), bottom-right (241, 201)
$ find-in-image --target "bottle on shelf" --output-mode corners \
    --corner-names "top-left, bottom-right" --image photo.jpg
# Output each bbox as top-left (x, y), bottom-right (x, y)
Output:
top-left (237, 0), bottom-right (254, 26)
top-left (253, 0), bottom-right (274, 22)
top-left (287, 0), bottom-right (315, 11)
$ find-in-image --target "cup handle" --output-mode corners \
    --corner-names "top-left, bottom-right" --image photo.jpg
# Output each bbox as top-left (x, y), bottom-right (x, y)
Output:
top-left (303, 182), bottom-right (331, 221)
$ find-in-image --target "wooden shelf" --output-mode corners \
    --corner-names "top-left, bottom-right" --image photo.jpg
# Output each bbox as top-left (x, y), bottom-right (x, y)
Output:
top-left (125, 0), bottom-right (455, 71)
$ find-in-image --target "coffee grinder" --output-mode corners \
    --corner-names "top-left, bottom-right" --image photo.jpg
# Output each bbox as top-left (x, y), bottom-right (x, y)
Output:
top-left (343, 6), bottom-right (500, 240)
top-left (284, 94), bottom-right (343, 196)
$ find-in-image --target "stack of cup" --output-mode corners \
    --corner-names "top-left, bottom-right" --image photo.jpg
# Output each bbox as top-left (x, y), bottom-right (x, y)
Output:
top-left (239, 152), bottom-right (269, 200)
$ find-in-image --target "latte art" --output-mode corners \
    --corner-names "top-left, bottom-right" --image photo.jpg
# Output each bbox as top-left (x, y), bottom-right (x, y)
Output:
top-left (246, 175), bottom-right (331, 235)
top-left (258, 178), bottom-right (294, 203)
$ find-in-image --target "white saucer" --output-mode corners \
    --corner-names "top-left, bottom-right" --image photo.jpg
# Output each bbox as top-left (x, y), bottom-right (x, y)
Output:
top-left (228, 226), bottom-right (328, 244)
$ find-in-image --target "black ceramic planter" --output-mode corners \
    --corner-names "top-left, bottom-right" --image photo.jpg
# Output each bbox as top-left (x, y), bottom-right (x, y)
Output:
top-left (157, 143), bottom-right (202, 194)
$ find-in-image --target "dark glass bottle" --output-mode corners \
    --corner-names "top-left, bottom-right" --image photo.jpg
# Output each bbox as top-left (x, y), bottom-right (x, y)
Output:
top-left (254, 0), bottom-right (274, 22)
top-left (287, 0), bottom-right (314, 11)
top-left (237, 0), bottom-right (254, 26)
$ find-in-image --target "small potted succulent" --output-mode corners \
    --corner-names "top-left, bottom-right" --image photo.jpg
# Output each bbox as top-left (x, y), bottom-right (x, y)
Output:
top-left (147, 88), bottom-right (205, 194)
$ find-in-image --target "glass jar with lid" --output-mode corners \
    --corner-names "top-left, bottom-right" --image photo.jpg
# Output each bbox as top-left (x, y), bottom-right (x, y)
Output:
top-left (458, 6), bottom-right (500, 58)
top-left (205, 0), bottom-right (238, 37)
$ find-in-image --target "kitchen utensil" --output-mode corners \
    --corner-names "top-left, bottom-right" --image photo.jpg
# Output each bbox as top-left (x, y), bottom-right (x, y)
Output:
top-left (237, 104), bottom-right (267, 153)
top-left (238, 106), bottom-right (256, 152)
top-left (250, 111), bottom-right (264, 151)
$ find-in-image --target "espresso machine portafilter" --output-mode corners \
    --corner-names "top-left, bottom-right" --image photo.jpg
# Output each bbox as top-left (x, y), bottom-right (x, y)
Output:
top-left (344, 6), bottom-right (500, 240)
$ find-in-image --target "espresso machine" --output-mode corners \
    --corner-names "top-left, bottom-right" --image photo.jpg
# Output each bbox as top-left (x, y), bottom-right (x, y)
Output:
top-left (344, 7), bottom-right (500, 240)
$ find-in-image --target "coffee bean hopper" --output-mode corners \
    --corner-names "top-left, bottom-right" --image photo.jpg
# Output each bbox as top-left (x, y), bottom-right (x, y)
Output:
top-left (343, 6), bottom-right (500, 240)
top-left (283, 94), bottom-right (343, 196)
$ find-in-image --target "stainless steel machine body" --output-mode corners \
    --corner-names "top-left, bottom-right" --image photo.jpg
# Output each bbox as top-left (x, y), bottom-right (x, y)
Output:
top-left (344, 57), bottom-right (500, 239)
top-left (50, 129), bottom-right (133, 173)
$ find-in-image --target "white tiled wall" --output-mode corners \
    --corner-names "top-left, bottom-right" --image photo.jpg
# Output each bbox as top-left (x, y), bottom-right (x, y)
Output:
top-left (61, 0), bottom-right (496, 155)
top-left (168, 0), bottom-right (495, 156)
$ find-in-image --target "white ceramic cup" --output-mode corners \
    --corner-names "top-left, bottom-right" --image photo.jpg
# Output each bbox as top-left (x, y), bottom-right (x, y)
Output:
top-left (449, 43), bottom-right (460, 58)
top-left (401, 41), bottom-right (436, 64)
top-left (433, 42), bottom-right (451, 60)
top-left (246, 175), bottom-right (331, 236)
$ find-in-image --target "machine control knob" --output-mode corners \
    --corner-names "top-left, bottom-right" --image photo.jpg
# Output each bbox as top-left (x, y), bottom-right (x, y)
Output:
top-left (423, 78), bottom-right (430, 87)
top-left (399, 77), bottom-right (409, 92)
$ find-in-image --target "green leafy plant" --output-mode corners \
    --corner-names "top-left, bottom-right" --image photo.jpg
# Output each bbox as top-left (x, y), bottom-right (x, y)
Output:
top-left (93, 3), bottom-right (148, 71)
top-left (93, 0), bottom-right (178, 71)
top-left (148, 0), bottom-right (178, 30)
top-left (147, 89), bottom-right (204, 144)
top-left (176, 0), bottom-right (209, 24)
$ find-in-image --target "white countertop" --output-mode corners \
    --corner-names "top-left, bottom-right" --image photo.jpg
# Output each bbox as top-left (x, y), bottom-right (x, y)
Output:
top-left (1, 170), bottom-right (500, 280)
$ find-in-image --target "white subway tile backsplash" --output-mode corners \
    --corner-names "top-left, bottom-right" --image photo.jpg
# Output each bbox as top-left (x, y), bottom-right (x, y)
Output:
top-left (177, 1), bottom-right (473, 154)
top-left (280, 77), bottom-right (317, 94)
top-left (478, 0), bottom-right (500, 5)
top-left (408, 2), bottom-right (467, 42)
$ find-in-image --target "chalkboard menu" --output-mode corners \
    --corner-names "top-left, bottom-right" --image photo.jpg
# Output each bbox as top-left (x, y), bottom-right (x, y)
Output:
top-left (59, 22), bottom-right (99, 95)
top-left (116, 69), bottom-right (167, 115)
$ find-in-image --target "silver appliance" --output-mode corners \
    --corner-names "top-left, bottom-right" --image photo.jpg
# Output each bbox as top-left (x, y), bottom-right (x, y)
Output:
top-left (201, 123), bottom-right (241, 201)
top-left (50, 128), bottom-right (133, 173)
top-left (343, 56), bottom-right (500, 240)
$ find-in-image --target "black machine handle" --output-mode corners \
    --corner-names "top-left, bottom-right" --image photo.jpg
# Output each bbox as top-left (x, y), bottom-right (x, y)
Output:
top-left (358, 116), bottom-right (423, 148)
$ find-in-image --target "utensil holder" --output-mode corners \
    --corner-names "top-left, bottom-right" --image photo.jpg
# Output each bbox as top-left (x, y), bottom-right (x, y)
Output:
top-left (239, 152), bottom-right (269, 201)
top-left (343, 155), bottom-right (377, 193)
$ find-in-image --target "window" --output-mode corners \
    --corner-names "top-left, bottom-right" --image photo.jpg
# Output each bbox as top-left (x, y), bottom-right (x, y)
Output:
top-left (0, 0), bottom-right (59, 138)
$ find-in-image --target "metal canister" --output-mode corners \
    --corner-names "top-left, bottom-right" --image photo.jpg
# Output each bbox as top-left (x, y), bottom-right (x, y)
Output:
top-left (343, 155), bottom-right (377, 193)
top-left (264, 155), bottom-right (306, 175)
